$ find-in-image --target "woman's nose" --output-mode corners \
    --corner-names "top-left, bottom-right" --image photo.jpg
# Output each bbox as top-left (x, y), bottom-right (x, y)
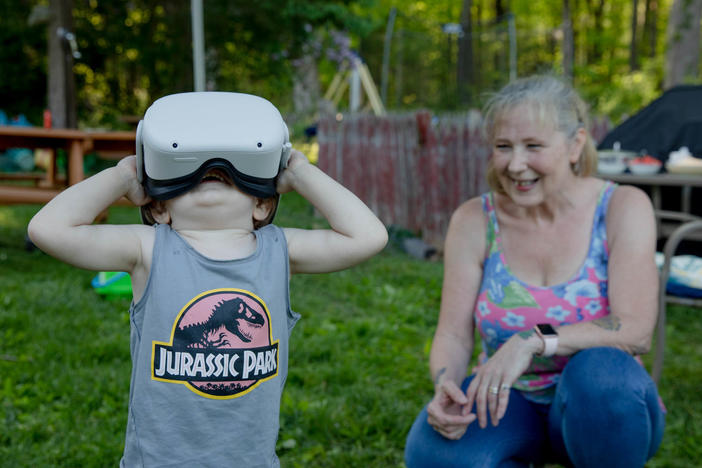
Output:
top-left (508, 149), bottom-right (528, 172)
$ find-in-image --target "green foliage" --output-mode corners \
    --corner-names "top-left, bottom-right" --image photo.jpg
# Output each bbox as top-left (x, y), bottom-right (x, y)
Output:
top-left (0, 0), bottom-right (689, 128)
top-left (1, 194), bottom-right (701, 466)
top-left (579, 58), bottom-right (665, 124)
top-left (0, 1), bottom-right (47, 125)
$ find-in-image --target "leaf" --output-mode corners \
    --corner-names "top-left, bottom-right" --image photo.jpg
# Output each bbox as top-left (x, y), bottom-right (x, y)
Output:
top-left (494, 281), bottom-right (538, 309)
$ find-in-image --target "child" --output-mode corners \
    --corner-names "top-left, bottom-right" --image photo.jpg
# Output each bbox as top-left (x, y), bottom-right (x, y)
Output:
top-left (28, 92), bottom-right (388, 467)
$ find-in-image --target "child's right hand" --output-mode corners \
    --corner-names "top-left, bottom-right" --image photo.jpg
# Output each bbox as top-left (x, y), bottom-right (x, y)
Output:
top-left (117, 155), bottom-right (151, 206)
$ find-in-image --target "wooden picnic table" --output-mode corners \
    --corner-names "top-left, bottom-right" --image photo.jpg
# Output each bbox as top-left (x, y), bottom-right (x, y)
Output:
top-left (0, 126), bottom-right (135, 205)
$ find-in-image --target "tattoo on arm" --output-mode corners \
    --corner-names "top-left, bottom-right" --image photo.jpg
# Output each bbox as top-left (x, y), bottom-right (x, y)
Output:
top-left (434, 367), bottom-right (447, 385)
top-left (517, 330), bottom-right (534, 340)
top-left (592, 315), bottom-right (622, 331)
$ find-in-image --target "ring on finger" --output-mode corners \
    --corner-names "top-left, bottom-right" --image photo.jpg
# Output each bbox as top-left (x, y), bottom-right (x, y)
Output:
top-left (500, 383), bottom-right (510, 392)
top-left (488, 386), bottom-right (499, 395)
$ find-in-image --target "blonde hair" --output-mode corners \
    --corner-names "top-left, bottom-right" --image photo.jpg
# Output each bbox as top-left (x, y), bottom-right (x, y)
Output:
top-left (483, 75), bottom-right (598, 193)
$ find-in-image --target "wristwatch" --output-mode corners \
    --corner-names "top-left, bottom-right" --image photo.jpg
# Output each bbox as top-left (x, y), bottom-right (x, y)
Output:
top-left (534, 323), bottom-right (558, 357)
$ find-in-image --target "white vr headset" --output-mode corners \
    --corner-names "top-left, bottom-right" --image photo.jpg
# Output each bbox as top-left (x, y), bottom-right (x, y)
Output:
top-left (136, 91), bottom-right (292, 201)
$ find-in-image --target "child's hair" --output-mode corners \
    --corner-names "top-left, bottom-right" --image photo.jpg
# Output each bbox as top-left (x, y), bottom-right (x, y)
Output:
top-left (482, 75), bottom-right (598, 193)
top-left (140, 195), bottom-right (278, 229)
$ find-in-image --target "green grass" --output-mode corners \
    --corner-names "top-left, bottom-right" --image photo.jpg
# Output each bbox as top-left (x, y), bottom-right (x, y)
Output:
top-left (1, 194), bottom-right (701, 466)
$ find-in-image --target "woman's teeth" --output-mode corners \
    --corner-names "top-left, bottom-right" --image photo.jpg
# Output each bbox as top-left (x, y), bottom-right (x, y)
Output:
top-left (514, 179), bottom-right (537, 187)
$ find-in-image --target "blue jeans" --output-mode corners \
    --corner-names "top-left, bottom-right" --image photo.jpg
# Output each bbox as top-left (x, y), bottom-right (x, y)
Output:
top-left (405, 347), bottom-right (665, 468)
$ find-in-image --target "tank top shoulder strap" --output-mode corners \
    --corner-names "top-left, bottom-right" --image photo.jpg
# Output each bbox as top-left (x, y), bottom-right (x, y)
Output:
top-left (592, 180), bottom-right (618, 234)
top-left (480, 192), bottom-right (500, 257)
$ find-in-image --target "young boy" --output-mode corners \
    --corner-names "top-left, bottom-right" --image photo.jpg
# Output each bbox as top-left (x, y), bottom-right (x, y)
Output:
top-left (28, 92), bottom-right (387, 467)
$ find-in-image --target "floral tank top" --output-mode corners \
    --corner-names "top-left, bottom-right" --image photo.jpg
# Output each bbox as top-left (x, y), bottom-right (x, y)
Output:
top-left (474, 182), bottom-right (616, 404)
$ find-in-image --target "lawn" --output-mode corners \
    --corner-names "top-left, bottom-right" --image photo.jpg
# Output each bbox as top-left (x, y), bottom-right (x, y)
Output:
top-left (1, 192), bottom-right (701, 467)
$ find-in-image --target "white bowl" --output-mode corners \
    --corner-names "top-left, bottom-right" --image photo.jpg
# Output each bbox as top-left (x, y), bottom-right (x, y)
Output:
top-left (628, 163), bottom-right (661, 175)
top-left (598, 160), bottom-right (627, 174)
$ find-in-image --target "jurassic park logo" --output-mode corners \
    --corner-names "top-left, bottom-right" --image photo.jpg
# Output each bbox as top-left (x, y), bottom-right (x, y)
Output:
top-left (151, 289), bottom-right (279, 399)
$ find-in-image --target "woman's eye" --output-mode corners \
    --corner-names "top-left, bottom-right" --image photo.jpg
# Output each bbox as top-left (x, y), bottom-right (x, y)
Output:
top-left (496, 144), bottom-right (510, 150)
top-left (527, 144), bottom-right (542, 149)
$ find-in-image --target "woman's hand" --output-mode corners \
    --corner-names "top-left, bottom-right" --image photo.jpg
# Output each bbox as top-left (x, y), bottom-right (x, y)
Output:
top-left (116, 155), bottom-right (151, 206)
top-left (427, 379), bottom-right (476, 440)
top-left (465, 332), bottom-right (543, 428)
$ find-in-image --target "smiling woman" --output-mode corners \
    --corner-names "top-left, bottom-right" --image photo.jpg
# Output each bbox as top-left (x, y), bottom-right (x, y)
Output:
top-left (404, 75), bottom-right (664, 468)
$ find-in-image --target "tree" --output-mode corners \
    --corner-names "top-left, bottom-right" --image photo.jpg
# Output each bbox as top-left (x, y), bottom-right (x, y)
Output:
top-left (642, 0), bottom-right (659, 58)
top-left (630, 0), bottom-right (640, 71)
top-left (48, 0), bottom-right (77, 128)
top-left (457, 0), bottom-right (475, 104)
top-left (664, 0), bottom-right (702, 89)
top-left (562, 0), bottom-right (575, 80)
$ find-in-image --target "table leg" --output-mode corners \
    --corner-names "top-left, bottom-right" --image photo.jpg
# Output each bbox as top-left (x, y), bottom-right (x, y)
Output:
top-left (68, 139), bottom-right (84, 185)
top-left (681, 186), bottom-right (691, 214)
top-left (652, 186), bottom-right (662, 237)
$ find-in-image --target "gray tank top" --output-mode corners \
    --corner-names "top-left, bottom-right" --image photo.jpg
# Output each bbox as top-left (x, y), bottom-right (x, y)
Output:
top-left (121, 223), bottom-right (298, 467)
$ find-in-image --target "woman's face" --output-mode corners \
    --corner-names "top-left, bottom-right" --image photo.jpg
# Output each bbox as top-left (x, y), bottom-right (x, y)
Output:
top-left (491, 104), bottom-right (583, 206)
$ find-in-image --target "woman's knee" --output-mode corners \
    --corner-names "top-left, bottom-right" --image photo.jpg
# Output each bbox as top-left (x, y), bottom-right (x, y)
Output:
top-left (560, 347), bottom-right (651, 399)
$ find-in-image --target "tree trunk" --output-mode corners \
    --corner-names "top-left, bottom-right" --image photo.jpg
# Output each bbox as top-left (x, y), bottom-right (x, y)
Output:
top-left (585, 0), bottom-right (606, 61)
top-left (630, 0), bottom-right (640, 71)
top-left (664, 0), bottom-right (702, 89)
top-left (494, 0), bottom-right (506, 18)
top-left (291, 53), bottom-right (320, 124)
top-left (457, 0), bottom-right (474, 105)
top-left (48, 0), bottom-right (76, 128)
top-left (643, 0), bottom-right (658, 57)
top-left (562, 0), bottom-right (575, 81)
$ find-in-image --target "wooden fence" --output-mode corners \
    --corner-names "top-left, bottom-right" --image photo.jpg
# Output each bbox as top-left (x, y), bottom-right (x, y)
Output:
top-left (317, 111), bottom-right (490, 248)
top-left (317, 112), bottom-right (611, 249)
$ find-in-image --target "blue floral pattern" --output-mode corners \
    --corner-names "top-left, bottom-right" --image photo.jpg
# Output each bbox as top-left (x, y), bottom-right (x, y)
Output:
top-left (474, 182), bottom-right (616, 402)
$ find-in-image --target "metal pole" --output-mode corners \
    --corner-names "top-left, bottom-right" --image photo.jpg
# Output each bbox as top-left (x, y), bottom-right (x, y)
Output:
top-left (191, 0), bottom-right (206, 91)
top-left (380, 7), bottom-right (397, 107)
top-left (507, 12), bottom-right (517, 81)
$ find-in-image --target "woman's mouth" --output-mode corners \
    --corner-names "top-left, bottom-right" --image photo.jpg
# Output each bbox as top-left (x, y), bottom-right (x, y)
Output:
top-left (512, 178), bottom-right (538, 190)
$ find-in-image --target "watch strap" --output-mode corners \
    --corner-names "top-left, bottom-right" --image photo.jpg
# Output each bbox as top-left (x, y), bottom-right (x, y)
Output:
top-left (534, 325), bottom-right (558, 357)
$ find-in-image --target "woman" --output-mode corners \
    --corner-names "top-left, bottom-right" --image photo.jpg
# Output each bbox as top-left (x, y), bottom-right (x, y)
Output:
top-left (404, 75), bottom-right (664, 467)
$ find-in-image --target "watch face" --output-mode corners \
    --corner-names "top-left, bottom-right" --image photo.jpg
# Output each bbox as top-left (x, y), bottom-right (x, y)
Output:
top-left (537, 323), bottom-right (557, 336)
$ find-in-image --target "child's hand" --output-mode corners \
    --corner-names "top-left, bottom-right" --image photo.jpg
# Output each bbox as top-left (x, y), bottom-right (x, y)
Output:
top-left (117, 156), bottom-right (151, 206)
top-left (276, 149), bottom-right (310, 194)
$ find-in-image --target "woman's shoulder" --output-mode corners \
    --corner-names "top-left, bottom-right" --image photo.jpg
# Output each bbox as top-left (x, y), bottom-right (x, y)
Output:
top-left (601, 181), bottom-right (656, 243)
top-left (452, 194), bottom-right (489, 222)
top-left (445, 196), bottom-right (489, 257)
top-left (606, 182), bottom-right (654, 217)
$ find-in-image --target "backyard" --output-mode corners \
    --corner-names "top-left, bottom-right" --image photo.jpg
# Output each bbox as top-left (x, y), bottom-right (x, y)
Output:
top-left (1, 192), bottom-right (701, 467)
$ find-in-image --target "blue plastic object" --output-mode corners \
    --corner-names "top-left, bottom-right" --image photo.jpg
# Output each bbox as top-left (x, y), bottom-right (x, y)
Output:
top-left (91, 271), bottom-right (132, 296)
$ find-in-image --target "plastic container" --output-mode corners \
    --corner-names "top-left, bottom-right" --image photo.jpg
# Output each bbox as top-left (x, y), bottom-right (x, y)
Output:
top-left (91, 271), bottom-right (132, 296)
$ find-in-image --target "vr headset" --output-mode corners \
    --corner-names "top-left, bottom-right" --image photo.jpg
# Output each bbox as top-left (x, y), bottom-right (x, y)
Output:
top-left (136, 92), bottom-right (292, 204)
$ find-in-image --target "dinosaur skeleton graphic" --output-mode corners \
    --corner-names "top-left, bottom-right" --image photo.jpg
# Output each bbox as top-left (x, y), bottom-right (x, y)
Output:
top-left (173, 298), bottom-right (265, 348)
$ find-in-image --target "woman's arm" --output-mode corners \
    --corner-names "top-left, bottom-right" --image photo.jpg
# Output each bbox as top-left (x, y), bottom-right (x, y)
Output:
top-left (279, 150), bottom-right (388, 274)
top-left (27, 156), bottom-right (152, 274)
top-left (425, 198), bottom-right (485, 439)
top-left (554, 185), bottom-right (659, 355)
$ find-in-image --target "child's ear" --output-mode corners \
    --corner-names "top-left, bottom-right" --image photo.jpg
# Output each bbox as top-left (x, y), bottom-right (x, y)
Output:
top-left (253, 197), bottom-right (276, 226)
top-left (149, 200), bottom-right (172, 225)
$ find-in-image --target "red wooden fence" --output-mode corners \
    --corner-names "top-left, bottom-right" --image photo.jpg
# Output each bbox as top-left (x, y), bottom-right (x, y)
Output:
top-left (317, 111), bottom-right (490, 248)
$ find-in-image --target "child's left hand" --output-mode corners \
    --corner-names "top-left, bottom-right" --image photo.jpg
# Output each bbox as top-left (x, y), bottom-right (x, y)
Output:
top-left (276, 149), bottom-right (310, 194)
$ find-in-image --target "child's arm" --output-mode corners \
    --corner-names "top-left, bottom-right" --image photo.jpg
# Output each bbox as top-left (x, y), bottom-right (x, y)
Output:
top-left (278, 150), bottom-right (388, 274)
top-left (27, 156), bottom-right (152, 274)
